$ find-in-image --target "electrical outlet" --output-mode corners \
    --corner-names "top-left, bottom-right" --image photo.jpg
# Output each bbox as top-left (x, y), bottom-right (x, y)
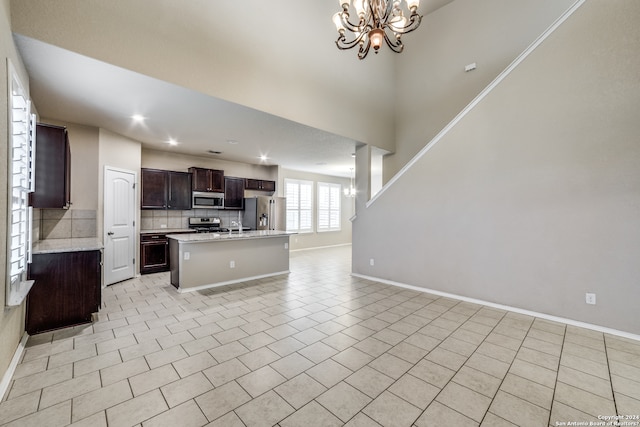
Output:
top-left (184, 252), bottom-right (190, 260)
top-left (160, 224), bottom-right (167, 229)
top-left (585, 293), bottom-right (596, 305)
top-left (230, 260), bottom-right (235, 268)
top-left (284, 242), bottom-right (288, 249)
top-left (370, 258), bottom-right (375, 266)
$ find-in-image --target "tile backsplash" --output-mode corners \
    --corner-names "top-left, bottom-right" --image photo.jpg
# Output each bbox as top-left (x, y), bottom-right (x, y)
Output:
top-left (140, 209), bottom-right (244, 231)
top-left (33, 208), bottom-right (245, 239)
top-left (38, 209), bottom-right (97, 240)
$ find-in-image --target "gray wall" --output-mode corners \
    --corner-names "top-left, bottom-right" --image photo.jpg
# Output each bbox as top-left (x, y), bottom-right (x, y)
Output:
top-left (353, 0), bottom-right (640, 335)
top-left (387, 0), bottom-right (576, 181)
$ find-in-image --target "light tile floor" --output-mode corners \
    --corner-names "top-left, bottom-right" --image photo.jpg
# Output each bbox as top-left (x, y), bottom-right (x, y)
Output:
top-left (2, 245), bottom-right (640, 427)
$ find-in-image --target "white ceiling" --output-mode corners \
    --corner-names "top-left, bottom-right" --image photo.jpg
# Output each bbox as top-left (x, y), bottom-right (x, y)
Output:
top-left (13, 1), bottom-right (454, 178)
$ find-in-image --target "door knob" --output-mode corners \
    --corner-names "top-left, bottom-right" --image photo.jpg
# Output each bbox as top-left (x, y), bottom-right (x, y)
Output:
top-left (107, 232), bottom-right (114, 236)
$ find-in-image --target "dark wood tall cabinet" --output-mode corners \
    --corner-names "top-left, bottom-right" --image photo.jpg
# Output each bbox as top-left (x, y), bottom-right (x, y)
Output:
top-left (30, 123), bottom-right (71, 209)
top-left (26, 250), bottom-right (101, 334)
top-left (141, 168), bottom-right (192, 210)
top-left (224, 177), bottom-right (245, 209)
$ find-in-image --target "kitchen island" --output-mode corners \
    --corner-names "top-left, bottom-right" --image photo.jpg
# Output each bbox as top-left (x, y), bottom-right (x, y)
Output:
top-left (168, 230), bottom-right (294, 292)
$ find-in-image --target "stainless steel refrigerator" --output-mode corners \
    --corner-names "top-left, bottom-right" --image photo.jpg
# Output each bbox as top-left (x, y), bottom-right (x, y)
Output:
top-left (242, 196), bottom-right (287, 231)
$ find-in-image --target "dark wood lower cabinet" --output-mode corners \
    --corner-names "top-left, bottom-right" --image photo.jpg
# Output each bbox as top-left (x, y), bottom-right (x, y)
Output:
top-left (26, 250), bottom-right (102, 335)
top-left (140, 231), bottom-right (191, 274)
top-left (140, 234), bottom-right (169, 274)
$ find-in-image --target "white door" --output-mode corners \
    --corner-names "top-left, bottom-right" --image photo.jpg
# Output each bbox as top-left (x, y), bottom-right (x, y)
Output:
top-left (104, 167), bottom-right (136, 285)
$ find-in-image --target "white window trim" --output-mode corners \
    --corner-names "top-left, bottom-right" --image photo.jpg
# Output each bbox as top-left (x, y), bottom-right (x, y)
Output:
top-left (285, 178), bottom-right (314, 233)
top-left (6, 59), bottom-right (36, 307)
top-left (317, 182), bottom-right (342, 232)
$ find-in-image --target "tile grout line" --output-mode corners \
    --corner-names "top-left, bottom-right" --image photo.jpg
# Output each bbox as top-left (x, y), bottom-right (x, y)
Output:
top-left (474, 312), bottom-right (537, 426)
top-left (603, 334), bottom-right (619, 416)
top-left (552, 331), bottom-right (618, 419)
top-left (545, 322), bottom-right (566, 427)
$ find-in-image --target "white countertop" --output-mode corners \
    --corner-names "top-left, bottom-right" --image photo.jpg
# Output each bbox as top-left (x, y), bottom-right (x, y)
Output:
top-left (33, 238), bottom-right (103, 254)
top-left (168, 230), bottom-right (294, 242)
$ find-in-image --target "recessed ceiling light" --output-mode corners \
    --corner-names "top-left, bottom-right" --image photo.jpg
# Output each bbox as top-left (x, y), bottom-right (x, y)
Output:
top-left (207, 150), bottom-right (222, 155)
top-left (227, 140), bottom-right (238, 145)
top-left (167, 138), bottom-right (178, 146)
top-left (316, 162), bottom-right (327, 165)
top-left (260, 155), bottom-right (268, 162)
top-left (132, 114), bottom-right (145, 122)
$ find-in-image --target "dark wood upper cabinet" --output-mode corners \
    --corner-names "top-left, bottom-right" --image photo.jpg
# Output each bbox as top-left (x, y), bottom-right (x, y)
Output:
top-left (189, 167), bottom-right (224, 192)
top-left (245, 178), bottom-right (276, 192)
top-left (167, 171), bottom-right (192, 210)
top-left (224, 177), bottom-right (245, 210)
top-left (30, 123), bottom-right (71, 209)
top-left (141, 168), bottom-right (192, 210)
top-left (141, 168), bottom-right (168, 209)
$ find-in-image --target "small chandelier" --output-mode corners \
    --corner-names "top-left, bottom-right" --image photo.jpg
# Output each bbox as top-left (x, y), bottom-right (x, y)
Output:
top-left (333, 0), bottom-right (422, 60)
top-left (344, 168), bottom-right (356, 197)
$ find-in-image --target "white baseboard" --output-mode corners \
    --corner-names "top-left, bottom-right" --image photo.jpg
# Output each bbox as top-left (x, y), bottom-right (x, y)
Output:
top-left (290, 243), bottom-right (352, 252)
top-left (176, 271), bottom-right (290, 293)
top-left (352, 273), bottom-right (640, 342)
top-left (0, 332), bottom-right (28, 401)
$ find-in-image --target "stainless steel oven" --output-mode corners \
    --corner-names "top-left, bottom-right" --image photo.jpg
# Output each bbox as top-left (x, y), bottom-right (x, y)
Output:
top-left (192, 191), bottom-right (224, 209)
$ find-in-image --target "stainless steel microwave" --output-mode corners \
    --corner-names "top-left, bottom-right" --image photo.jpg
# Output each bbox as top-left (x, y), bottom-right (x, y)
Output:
top-left (192, 191), bottom-right (224, 209)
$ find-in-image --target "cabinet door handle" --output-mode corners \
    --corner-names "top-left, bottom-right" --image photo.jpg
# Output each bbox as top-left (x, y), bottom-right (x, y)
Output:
top-left (107, 232), bottom-right (114, 236)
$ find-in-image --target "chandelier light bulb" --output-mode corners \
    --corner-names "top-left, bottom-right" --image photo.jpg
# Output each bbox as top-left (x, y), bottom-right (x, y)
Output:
top-left (406, 0), bottom-right (420, 11)
top-left (369, 28), bottom-right (384, 52)
top-left (333, 13), bottom-right (345, 32)
top-left (389, 15), bottom-right (408, 30)
top-left (353, 0), bottom-right (368, 17)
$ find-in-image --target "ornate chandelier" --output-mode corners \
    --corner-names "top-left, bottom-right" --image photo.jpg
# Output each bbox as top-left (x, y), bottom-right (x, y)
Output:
top-left (333, 0), bottom-right (422, 60)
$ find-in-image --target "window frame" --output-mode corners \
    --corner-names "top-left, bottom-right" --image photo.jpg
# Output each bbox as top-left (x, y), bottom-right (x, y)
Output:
top-left (317, 182), bottom-right (342, 232)
top-left (6, 59), bottom-right (36, 307)
top-left (285, 178), bottom-right (314, 233)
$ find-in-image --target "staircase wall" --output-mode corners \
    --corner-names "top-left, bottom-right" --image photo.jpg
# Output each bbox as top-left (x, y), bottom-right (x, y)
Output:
top-left (387, 0), bottom-right (576, 180)
top-left (353, 0), bottom-right (640, 335)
